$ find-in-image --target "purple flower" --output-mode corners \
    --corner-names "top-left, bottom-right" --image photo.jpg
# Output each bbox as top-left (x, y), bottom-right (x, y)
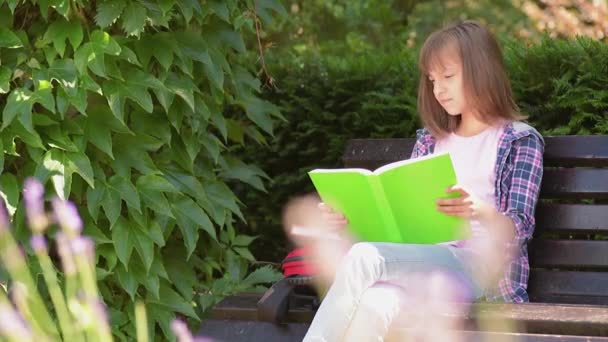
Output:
top-left (0, 304), bottom-right (32, 339)
top-left (171, 319), bottom-right (193, 342)
top-left (70, 236), bottom-right (95, 263)
top-left (56, 233), bottom-right (76, 275)
top-left (30, 235), bottom-right (47, 253)
top-left (23, 177), bottom-right (48, 233)
top-left (52, 197), bottom-right (82, 236)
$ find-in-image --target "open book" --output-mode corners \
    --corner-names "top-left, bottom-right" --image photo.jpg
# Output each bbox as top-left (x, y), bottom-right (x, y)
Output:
top-left (308, 152), bottom-right (469, 244)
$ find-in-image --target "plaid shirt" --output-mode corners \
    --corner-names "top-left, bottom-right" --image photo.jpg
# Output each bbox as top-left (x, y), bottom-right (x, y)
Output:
top-left (411, 121), bottom-right (545, 302)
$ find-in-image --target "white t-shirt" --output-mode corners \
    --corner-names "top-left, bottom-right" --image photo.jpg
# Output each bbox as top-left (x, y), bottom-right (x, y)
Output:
top-left (433, 124), bottom-right (504, 244)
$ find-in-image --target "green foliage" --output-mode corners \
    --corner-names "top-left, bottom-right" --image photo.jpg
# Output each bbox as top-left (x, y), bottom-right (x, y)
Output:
top-left (238, 37), bottom-right (608, 262)
top-left (0, 0), bottom-right (285, 339)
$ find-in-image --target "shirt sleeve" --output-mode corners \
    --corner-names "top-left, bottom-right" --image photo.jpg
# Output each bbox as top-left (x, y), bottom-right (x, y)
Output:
top-left (410, 128), bottom-right (429, 159)
top-left (503, 133), bottom-right (545, 244)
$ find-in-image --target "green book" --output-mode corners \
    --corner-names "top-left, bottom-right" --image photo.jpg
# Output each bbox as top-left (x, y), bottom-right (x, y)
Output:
top-left (308, 152), bottom-right (469, 244)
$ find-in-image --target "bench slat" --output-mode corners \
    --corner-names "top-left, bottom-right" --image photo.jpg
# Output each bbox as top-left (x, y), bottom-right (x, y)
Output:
top-left (543, 136), bottom-right (608, 167)
top-left (343, 136), bottom-right (608, 169)
top-left (540, 169), bottom-right (608, 199)
top-left (529, 240), bottom-right (608, 269)
top-left (535, 204), bottom-right (608, 234)
top-left (528, 270), bottom-right (608, 305)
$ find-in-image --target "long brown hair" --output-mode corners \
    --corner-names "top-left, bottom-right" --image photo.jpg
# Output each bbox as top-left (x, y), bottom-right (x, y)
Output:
top-left (417, 20), bottom-right (525, 137)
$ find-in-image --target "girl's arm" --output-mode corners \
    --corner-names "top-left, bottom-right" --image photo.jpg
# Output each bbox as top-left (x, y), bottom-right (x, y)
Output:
top-left (500, 133), bottom-right (545, 244)
top-left (436, 133), bottom-right (544, 244)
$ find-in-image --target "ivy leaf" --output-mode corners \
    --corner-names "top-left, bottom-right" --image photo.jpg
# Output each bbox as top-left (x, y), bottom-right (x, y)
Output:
top-left (136, 174), bottom-right (179, 193)
top-left (74, 30), bottom-right (121, 77)
top-left (43, 19), bottom-right (83, 57)
top-left (48, 59), bottom-right (78, 97)
top-left (164, 246), bottom-right (196, 301)
top-left (0, 174), bottom-right (19, 217)
top-left (112, 217), bottom-right (135, 270)
top-left (102, 68), bottom-right (165, 116)
top-left (84, 107), bottom-right (119, 159)
top-left (150, 282), bottom-right (199, 320)
top-left (35, 149), bottom-right (72, 200)
top-left (1, 88), bottom-right (33, 131)
top-left (87, 184), bottom-right (105, 223)
top-left (0, 66), bottom-right (12, 93)
top-left (107, 175), bottom-right (141, 213)
top-left (171, 195), bottom-right (216, 257)
top-left (112, 133), bottom-right (161, 177)
top-left (33, 80), bottom-right (56, 113)
top-left (151, 34), bottom-right (176, 70)
top-left (242, 265), bottom-right (282, 287)
top-left (165, 72), bottom-right (196, 112)
top-left (115, 264), bottom-right (138, 300)
top-left (0, 28), bottom-right (23, 48)
top-left (176, 0), bottom-right (202, 23)
top-left (219, 155), bottom-right (268, 192)
top-left (102, 183), bottom-right (121, 227)
top-left (122, 2), bottom-right (147, 37)
top-left (132, 225), bottom-right (154, 272)
top-left (95, 0), bottom-right (126, 28)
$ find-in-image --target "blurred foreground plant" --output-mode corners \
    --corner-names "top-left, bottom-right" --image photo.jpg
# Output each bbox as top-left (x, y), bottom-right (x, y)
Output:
top-left (0, 178), bottom-right (203, 342)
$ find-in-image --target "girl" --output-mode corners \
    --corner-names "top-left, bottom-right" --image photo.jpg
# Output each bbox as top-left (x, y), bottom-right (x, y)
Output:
top-left (302, 20), bottom-right (544, 341)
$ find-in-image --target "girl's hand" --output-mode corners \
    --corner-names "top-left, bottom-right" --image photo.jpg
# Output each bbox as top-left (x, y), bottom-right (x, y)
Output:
top-left (436, 185), bottom-right (491, 219)
top-left (318, 202), bottom-right (348, 231)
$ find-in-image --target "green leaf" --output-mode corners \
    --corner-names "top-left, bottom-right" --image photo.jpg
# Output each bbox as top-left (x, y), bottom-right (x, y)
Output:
top-left (5, 0), bottom-right (18, 14)
top-left (102, 183), bottom-right (121, 226)
top-left (86, 184), bottom-right (105, 223)
top-left (108, 175), bottom-right (141, 213)
top-left (34, 149), bottom-right (72, 200)
top-left (233, 247), bottom-right (256, 262)
top-left (151, 34), bottom-right (176, 70)
top-left (171, 195), bottom-right (216, 257)
top-left (2, 88), bottom-right (33, 131)
top-left (43, 19), bottom-right (83, 57)
top-left (150, 282), bottom-right (199, 320)
top-left (122, 2), bottom-right (147, 37)
top-left (0, 27), bottom-right (23, 48)
top-left (0, 139), bottom-right (4, 174)
top-left (84, 107), bottom-right (116, 158)
top-left (164, 246), bottom-right (196, 301)
top-left (147, 304), bottom-right (175, 341)
top-left (113, 133), bottom-right (160, 176)
top-left (240, 95), bottom-right (278, 135)
top-left (242, 265), bottom-right (282, 286)
top-left (66, 151), bottom-right (95, 188)
top-left (115, 264), bottom-right (138, 300)
top-left (83, 222), bottom-right (113, 245)
top-left (10, 121), bottom-right (45, 149)
top-left (136, 174), bottom-right (179, 193)
top-left (95, 0), bottom-right (126, 28)
top-left (74, 31), bottom-right (121, 77)
top-left (176, 0), bottom-right (202, 23)
top-left (102, 68), bottom-right (165, 114)
top-left (219, 155), bottom-right (267, 192)
top-left (0, 66), bottom-right (11, 93)
top-left (209, 1), bottom-right (229, 22)
top-left (0, 174), bottom-right (19, 217)
top-left (48, 59), bottom-right (78, 97)
top-left (165, 72), bottom-right (196, 111)
top-left (33, 80), bottom-right (56, 113)
top-left (232, 235), bottom-right (257, 247)
top-left (112, 217), bottom-right (135, 269)
top-left (132, 225), bottom-right (154, 272)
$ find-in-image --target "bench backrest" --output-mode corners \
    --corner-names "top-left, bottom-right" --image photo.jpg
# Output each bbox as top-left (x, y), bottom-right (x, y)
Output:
top-left (343, 136), bottom-right (608, 305)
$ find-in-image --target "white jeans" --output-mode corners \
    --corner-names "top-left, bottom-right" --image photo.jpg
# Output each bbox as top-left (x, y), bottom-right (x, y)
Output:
top-left (303, 242), bottom-right (483, 342)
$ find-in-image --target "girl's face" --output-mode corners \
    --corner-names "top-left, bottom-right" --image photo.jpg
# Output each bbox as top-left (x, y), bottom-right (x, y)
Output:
top-left (427, 56), bottom-right (469, 117)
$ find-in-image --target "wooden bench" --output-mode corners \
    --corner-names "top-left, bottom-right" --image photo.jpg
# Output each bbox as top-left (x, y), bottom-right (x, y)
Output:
top-left (198, 135), bottom-right (608, 341)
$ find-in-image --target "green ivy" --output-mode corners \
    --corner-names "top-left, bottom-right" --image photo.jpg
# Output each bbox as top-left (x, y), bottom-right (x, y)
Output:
top-left (0, 0), bottom-right (285, 340)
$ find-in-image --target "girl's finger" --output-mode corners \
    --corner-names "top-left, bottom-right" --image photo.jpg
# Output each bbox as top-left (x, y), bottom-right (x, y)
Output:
top-left (446, 185), bottom-right (469, 196)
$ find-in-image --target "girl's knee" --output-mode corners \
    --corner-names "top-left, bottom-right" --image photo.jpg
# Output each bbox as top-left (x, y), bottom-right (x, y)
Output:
top-left (341, 242), bottom-right (385, 275)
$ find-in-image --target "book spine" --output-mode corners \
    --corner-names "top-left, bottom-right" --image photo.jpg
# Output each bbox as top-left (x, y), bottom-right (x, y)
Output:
top-left (368, 175), bottom-right (401, 242)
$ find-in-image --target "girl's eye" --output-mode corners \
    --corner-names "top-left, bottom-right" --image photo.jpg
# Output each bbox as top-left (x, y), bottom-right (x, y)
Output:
top-left (445, 74), bottom-right (454, 79)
